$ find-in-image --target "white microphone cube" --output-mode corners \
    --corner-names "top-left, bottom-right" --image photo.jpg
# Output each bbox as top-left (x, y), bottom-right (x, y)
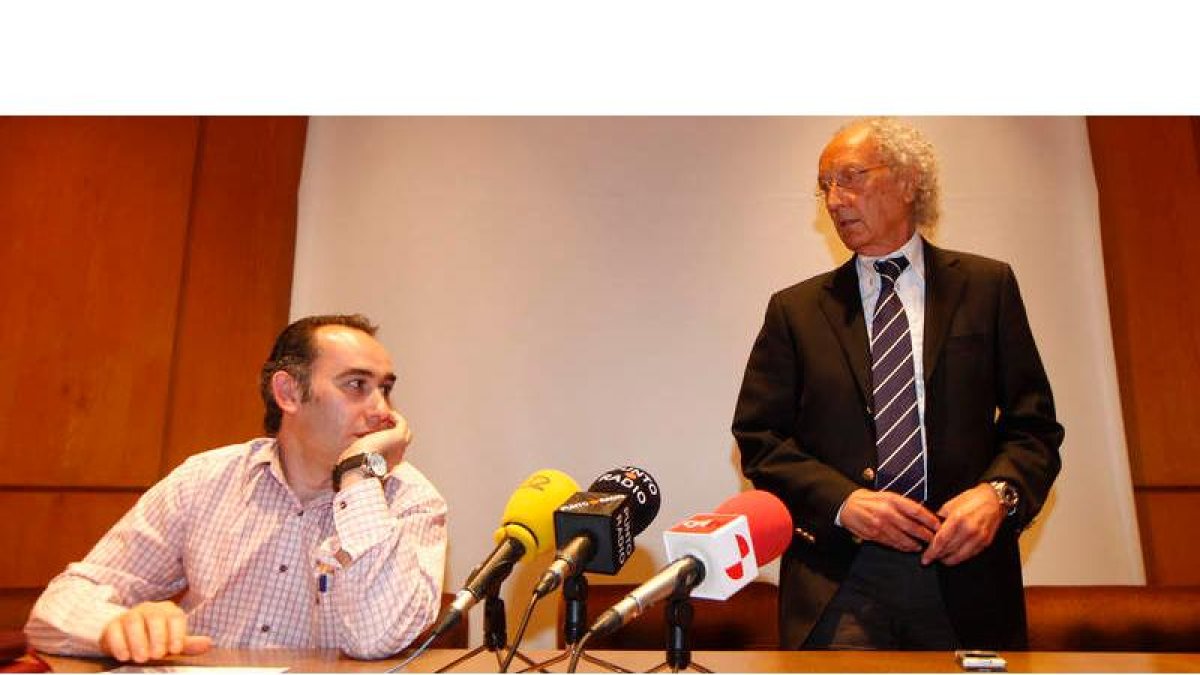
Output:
top-left (662, 513), bottom-right (758, 600)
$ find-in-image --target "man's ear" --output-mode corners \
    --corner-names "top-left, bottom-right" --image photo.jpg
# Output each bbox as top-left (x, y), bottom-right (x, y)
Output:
top-left (270, 370), bottom-right (304, 414)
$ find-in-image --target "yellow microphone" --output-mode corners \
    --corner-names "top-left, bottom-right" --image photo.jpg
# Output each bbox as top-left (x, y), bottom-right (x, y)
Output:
top-left (430, 469), bottom-right (580, 638)
top-left (493, 469), bottom-right (579, 561)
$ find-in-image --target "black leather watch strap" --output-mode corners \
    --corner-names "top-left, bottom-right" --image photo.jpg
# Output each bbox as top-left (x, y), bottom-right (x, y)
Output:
top-left (332, 452), bottom-right (386, 492)
top-left (331, 455), bottom-right (362, 492)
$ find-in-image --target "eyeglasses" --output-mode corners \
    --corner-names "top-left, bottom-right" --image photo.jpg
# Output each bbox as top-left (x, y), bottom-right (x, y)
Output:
top-left (815, 164), bottom-right (889, 197)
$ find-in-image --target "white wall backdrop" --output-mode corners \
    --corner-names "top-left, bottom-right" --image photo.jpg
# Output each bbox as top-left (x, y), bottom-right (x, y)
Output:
top-left (293, 117), bottom-right (1143, 648)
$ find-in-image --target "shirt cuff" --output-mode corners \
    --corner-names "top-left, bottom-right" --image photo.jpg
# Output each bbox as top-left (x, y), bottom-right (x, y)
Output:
top-left (325, 477), bottom-right (392, 564)
top-left (80, 601), bottom-right (129, 654)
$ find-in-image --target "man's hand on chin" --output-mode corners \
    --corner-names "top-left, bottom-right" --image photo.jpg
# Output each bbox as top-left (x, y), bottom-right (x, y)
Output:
top-left (338, 411), bottom-right (413, 469)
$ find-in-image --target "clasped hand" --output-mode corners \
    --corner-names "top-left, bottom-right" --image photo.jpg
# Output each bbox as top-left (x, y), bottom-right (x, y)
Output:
top-left (100, 600), bottom-right (211, 663)
top-left (839, 483), bottom-right (1003, 566)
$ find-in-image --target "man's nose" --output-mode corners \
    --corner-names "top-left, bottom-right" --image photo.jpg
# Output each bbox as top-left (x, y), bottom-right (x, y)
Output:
top-left (825, 185), bottom-right (846, 209)
top-left (367, 387), bottom-right (392, 416)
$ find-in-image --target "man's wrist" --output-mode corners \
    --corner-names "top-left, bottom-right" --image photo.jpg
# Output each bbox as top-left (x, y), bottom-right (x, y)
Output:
top-left (835, 498), bottom-right (849, 527)
top-left (988, 480), bottom-right (1019, 517)
top-left (332, 451), bottom-right (388, 491)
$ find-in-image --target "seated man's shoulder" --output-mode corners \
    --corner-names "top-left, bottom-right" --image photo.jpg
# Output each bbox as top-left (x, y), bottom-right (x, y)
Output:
top-left (168, 438), bottom-right (274, 485)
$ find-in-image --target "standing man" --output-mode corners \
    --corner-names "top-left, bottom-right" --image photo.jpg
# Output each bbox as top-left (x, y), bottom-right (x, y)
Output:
top-left (733, 118), bottom-right (1063, 649)
top-left (27, 314), bottom-right (447, 662)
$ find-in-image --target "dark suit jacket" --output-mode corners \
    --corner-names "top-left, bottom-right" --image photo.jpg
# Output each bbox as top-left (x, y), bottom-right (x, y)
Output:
top-left (733, 239), bottom-right (1064, 649)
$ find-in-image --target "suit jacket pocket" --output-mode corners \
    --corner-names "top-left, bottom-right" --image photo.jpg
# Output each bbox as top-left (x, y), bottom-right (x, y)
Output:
top-left (946, 332), bottom-right (987, 352)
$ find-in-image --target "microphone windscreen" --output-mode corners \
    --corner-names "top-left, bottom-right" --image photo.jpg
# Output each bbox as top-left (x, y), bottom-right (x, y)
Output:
top-left (714, 490), bottom-right (792, 566)
top-left (587, 466), bottom-right (661, 536)
top-left (495, 469), bottom-right (580, 560)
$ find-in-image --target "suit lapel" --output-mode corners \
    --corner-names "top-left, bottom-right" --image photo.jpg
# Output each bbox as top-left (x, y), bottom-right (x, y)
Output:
top-left (922, 240), bottom-right (966, 384)
top-left (818, 258), bottom-right (871, 406)
top-left (815, 242), bottom-right (966, 416)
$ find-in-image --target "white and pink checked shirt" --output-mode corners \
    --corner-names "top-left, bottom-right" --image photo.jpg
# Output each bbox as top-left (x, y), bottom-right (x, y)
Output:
top-left (25, 438), bottom-right (447, 660)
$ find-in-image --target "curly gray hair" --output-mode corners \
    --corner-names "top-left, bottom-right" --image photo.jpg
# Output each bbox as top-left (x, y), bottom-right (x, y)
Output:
top-left (836, 117), bottom-right (941, 230)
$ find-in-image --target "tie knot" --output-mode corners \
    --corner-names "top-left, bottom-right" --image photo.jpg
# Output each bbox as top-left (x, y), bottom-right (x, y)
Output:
top-left (874, 256), bottom-right (909, 284)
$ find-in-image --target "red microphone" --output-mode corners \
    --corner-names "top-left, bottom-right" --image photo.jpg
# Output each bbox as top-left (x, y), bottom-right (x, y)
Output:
top-left (585, 490), bottom-right (792, 638)
top-left (715, 490), bottom-right (792, 566)
top-left (662, 489), bottom-right (792, 600)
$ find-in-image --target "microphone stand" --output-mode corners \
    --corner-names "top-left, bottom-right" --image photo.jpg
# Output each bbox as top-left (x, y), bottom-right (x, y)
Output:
top-left (435, 579), bottom-right (542, 673)
top-left (647, 588), bottom-right (711, 673)
top-left (521, 573), bottom-right (631, 673)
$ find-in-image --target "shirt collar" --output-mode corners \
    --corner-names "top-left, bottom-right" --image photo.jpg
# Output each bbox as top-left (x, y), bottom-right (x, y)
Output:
top-left (247, 437), bottom-right (278, 468)
top-left (243, 437), bottom-right (393, 506)
top-left (855, 230), bottom-right (926, 286)
top-left (243, 438), bottom-right (292, 501)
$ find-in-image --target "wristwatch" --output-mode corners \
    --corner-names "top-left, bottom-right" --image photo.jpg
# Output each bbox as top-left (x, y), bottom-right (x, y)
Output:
top-left (332, 451), bottom-right (388, 491)
top-left (989, 480), bottom-right (1019, 517)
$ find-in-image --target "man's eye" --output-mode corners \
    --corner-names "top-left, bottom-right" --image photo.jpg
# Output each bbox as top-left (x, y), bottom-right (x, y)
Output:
top-left (346, 379), bottom-right (364, 390)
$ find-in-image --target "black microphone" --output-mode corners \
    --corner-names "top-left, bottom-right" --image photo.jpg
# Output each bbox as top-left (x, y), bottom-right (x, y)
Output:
top-left (532, 466), bottom-right (661, 598)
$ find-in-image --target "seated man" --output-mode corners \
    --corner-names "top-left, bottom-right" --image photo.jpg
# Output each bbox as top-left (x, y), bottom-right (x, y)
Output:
top-left (26, 314), bottom-right (448, 662)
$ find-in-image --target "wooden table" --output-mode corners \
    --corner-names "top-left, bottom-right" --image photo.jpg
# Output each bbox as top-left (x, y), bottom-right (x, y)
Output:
top-left (36, 647), bottom-right (1200, 672)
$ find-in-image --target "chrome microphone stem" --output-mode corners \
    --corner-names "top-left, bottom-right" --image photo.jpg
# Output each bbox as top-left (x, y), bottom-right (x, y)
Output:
top-left (533, 535), bottom-right (595, 598)
top-left (449, 588), bottom-right (476, 615)
top-left (587, 555), bottom-right (704, 639)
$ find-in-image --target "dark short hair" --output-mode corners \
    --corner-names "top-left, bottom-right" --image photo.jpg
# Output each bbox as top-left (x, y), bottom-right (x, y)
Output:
top-left (259, 314), bottom-right (379, 436)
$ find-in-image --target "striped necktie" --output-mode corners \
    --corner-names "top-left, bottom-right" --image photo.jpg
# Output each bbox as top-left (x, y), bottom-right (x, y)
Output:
top-left (870, 256), bottom-right (926, 502)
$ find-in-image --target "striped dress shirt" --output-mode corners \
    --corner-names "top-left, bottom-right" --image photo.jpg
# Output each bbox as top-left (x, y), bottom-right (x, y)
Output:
top-left (26, 438), bottom-right (447, 660)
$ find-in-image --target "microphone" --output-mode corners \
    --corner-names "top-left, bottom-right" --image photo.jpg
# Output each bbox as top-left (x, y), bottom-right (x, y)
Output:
top-left (429, 469), bottom-right (580, 638)
top-left (584, 489), bottom-right (791, 640)
top-left (533, 466), bottom-right (661, 598)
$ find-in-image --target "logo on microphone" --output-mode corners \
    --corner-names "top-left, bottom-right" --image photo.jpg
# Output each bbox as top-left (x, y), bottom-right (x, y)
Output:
top-left (592, 466), bottom-right (659, 505)
top-left (670, 513), bottom-right (737, 534)
top-left (522, 474), bottom-right (551, 491)
top-left (723, 533), bottom-right (752, 580)
top-left (557, 493), bottom-right (625, 512)
top-left (663, 512), bottom-right (758, 601)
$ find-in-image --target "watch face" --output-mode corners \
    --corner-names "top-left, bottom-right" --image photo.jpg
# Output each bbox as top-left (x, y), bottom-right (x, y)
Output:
top-left (991, 481), bottom-right (1018, 514)
top-left (1000, 484), bottom-right (1016, 505)
top-left (364, 452), bottom-right (388, 478)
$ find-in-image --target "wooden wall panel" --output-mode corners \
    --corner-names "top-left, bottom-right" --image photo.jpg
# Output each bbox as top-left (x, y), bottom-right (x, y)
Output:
top-left (0, 589), bottom-right (44, 630)
top-left (0, 492), bottom-right (142, 588)
top-left (1089, 116), bottom-right (1200, 583)
top-left (0, 118), bottom-right (200, 488)
top-left (0, 116), bottom-right (303, 633)
top-left (1134, 491), bottom-right (1200, 585)
top-left (1088, 117), bottom-right (1200, 487)
top-left (161, 117), bottom-right (307, 472)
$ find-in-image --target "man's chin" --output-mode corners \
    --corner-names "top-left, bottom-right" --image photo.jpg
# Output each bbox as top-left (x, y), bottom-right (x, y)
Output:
top-left (835, 230), bottom-right (865, 251)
